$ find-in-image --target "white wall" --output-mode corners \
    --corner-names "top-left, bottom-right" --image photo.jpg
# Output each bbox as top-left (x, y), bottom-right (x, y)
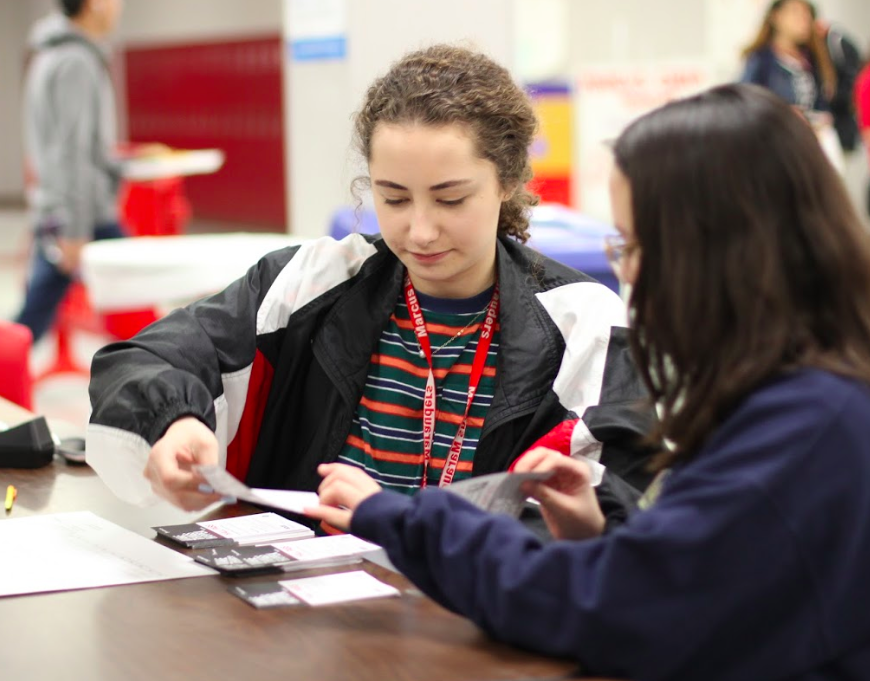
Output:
top-left (0, 0), bottom-right (31, 200)
top-left (20, 0), bottom-right (54, 26)
top-left (814, 0), bottom-right (870, 51)
top-left (118, 0), bottom-right (282, 45)
top-left (561, 0), bottom-right (869, 80)
top-left (17, 0), bottom-right (282, 45)
top-left (569, 0), bottom-right (707, 67)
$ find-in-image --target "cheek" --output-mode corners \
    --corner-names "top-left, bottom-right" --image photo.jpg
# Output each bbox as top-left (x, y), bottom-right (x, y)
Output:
top-left (469, 194), bottom-right (504, 229)
top-left (451, 201), bottom-right (501, 245)
top-left (372, 205), bottom-right (401, 238)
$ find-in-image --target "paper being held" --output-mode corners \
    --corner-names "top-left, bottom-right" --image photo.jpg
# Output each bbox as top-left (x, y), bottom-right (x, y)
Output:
top-left (195, 465), bottom-right (319, 515)
top-left (446, 471), bottom-right (554, 517)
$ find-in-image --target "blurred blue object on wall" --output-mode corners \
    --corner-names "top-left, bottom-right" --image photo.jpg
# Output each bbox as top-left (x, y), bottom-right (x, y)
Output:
top-left (525, 204), bottom-right (618, 293)
top-left (329, 207), bottom-right (380, 242)
top-left (328, 203), bottom-right (619, 294)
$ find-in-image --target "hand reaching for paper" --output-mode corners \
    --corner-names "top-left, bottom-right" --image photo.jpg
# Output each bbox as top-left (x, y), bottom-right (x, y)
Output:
top-left (305, 464), bottom-right (383, 531)
top-left (512, 447), bottom-right (606, 540)
top-left (144, 416), bottom-right (223, 511)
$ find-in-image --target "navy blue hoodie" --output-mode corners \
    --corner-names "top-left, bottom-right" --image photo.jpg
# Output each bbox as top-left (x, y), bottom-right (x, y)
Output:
top-left (352, 369), bottom-right (870, 680)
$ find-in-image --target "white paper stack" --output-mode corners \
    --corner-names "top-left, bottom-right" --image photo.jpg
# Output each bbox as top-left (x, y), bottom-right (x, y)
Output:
top-left (271, 534), bottom-right (380, 562)
top-left (197, 512), bottom-right (313, 546)
top-left (280, 571), bottom-right (400, 606)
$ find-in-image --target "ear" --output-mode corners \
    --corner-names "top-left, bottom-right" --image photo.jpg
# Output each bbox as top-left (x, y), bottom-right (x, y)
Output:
top-left (500, 182), bottom-right (518, 203)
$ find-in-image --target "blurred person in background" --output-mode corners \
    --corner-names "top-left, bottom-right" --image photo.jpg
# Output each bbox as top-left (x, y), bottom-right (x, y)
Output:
top-left (14, 0), bottom-right (125, 343)
top-left (815, 12), bottom-right (863, 155)
top-left (741, 0), bottom-right (844, 171)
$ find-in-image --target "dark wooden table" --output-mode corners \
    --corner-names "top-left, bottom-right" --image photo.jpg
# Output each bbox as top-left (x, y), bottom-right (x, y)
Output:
top-left (0, 399), bottom-right (589, 681)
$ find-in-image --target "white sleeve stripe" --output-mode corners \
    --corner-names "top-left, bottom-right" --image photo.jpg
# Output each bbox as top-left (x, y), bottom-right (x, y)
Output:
top-left (535, 281), bottom-right (628, 417)
top-left (211, 235), bottom-right (377, 468)
top-left (570, 418), bottom-right (601, 458)
top-left (86, 424), bottom-right (159, 506)
top-left (88, 378), bottom-right (241, 507)
top-left (257, 233), bottom-right (378, 335)
top-left (569, 419), bottom-right (605, 487)
top-left (217, 364), bottom-right (253, 455)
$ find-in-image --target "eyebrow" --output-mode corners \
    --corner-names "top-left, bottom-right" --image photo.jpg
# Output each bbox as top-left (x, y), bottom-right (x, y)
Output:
top-left (373, 179), bottom-right (473, 191)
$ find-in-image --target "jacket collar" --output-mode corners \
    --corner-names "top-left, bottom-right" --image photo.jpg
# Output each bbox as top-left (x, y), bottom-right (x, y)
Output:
top-left (314, 236), bottom-right (564, 422)
top-left (487, 237), bottom-right (565, 426)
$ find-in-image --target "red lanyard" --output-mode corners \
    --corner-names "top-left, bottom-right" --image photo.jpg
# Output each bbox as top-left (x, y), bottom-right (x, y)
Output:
top-left (403, 273), bottom-right (500, 487)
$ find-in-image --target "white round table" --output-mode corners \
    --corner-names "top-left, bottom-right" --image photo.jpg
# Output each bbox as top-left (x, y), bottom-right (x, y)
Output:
top-left (81, 232), bottom-right (306, 311)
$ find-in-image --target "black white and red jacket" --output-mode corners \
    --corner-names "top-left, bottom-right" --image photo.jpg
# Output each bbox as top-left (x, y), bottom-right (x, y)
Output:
top-left (87, 234), bottom-right (656, 517)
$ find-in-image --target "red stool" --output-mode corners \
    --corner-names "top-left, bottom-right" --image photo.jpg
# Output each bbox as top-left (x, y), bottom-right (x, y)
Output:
top-left (34, 283), bottom-right (159, 383)
top-left (0, 320), bottom-right (34, 410)
top-left (119, 176), bottom-right (191, 237)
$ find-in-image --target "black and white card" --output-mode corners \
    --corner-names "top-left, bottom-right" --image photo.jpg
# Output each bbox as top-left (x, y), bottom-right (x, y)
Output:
top-left (152, 523), bottom-right (235, 549)
top-left (228, 581), bottom-right (302, 609)
top-left (194, 545), bottom-right (293, 576)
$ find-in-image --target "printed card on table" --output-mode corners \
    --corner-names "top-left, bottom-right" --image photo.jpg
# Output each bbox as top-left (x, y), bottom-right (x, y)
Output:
top-left (280, 570), bottom-right (400, 606)
top-left (194, 544), bottom-right (364, 577)
top-left (152, 522), bottom-right (235, 549)
top-left (271, 534), bottom-right (380, 562)
top-left (229, 581), bottom-right (302, 609)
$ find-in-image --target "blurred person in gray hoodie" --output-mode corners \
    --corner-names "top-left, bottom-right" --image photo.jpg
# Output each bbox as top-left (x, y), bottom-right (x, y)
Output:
top-left (14, 0), bottom-right (124, 343)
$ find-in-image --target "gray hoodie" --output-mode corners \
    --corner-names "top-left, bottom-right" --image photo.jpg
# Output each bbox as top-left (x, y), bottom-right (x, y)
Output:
top-left (24, 13), bottom-right (122, 241)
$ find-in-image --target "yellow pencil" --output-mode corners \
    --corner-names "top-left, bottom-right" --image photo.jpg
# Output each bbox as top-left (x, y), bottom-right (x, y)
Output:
top-left (5, 485), bottom-right (17, 511)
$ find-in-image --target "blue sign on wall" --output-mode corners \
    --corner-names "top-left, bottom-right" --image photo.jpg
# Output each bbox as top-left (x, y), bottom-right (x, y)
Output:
top-left (290, 36), bottom-right (347, 62)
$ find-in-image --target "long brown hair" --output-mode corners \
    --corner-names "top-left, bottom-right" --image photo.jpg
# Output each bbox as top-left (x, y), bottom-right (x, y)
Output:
top-left (352, 44), bottom-right (539, 242)
top-left (742, 0), bottom-right (836, 99)
top-left (614, 83), bottom-right (870, 468)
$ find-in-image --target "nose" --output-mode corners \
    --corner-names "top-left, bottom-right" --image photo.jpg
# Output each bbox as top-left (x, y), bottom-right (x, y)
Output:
top-left (407, 205), bottom-right (439, 247)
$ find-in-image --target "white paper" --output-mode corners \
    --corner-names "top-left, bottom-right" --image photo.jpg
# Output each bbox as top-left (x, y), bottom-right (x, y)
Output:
top-left (287, 0), bottom-right (347, 40)
top-left (0, 511), bottom-right (215, 598)
top-left (249, 489), bottom-right (321, 515)
top-left (197, 513), bottom-right (311, 540)
top-left (196, 465), bottom-right (320, 515)
top-left (272, 535), bottom-right (379, 562)
top-left (446, 471), bottom-right (553, 517)
top-left (280, 570), bottom-right (400, 606)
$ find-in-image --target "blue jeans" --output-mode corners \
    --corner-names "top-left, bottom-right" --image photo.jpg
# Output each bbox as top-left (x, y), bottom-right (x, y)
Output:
top-left (14, 222), bottom-right (127, 343)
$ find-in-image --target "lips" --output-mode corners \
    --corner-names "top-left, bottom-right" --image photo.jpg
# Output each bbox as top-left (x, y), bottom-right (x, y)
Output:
top-left (410, 251), bottom-right (449, 263)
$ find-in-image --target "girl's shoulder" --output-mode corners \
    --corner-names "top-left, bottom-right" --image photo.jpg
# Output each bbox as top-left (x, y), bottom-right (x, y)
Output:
top-left (702, 368), bottom-right (870, 468)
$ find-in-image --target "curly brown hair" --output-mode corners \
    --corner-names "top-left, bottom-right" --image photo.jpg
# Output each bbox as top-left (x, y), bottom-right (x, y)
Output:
top-left (352, 44), bottom-right (539, 242)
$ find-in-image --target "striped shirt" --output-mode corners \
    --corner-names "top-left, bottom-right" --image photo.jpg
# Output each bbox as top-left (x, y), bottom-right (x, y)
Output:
top-left (338, 285), bottom-right (500, 494)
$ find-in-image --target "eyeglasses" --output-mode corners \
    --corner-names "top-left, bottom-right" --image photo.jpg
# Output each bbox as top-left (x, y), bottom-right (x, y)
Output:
top-left (604, 234), bottom-right (639, 267)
